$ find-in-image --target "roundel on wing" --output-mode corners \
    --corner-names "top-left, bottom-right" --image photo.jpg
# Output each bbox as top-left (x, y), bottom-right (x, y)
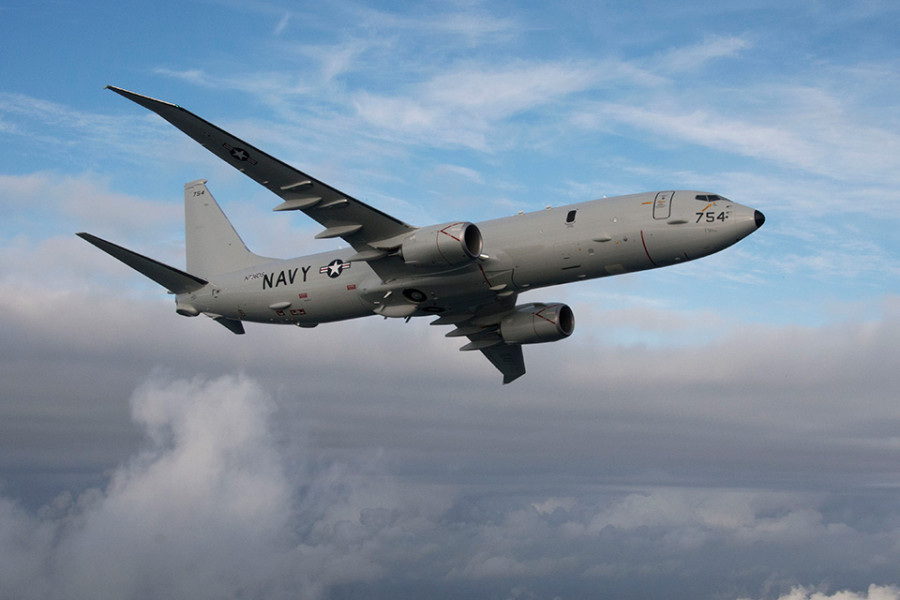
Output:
top-left (229, 147), bottom-right (250, 161)
top-left (403, 288), bottom-right (427, 303)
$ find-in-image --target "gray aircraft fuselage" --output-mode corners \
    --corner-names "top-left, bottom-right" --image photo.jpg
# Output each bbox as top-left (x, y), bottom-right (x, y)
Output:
top-left (179, 191), bottom-right (762, 327)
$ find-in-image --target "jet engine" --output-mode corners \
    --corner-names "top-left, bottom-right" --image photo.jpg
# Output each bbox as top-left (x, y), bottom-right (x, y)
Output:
top-left (400, 222), bottom-right (483, 267)
top-left (499, 302), bottom-right (575, 345)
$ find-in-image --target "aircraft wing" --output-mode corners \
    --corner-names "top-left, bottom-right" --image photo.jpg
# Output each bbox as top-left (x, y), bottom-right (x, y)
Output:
top-left (434, 294), bottom-right (527, 384)
top-left (107, 86), bottom-right (415, 261)
top-left (480, 344), bottom-right (526, 384)
top-left (109, 86), bottom-right (528, 382)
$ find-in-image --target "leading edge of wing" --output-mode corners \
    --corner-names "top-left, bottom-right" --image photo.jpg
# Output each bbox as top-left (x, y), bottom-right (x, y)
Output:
top-left (105, 86), bottom-right (415, 250)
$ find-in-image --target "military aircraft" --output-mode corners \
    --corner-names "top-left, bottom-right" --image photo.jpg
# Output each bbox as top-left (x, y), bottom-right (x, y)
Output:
top-left (78, 86), bottom-right (765, 383)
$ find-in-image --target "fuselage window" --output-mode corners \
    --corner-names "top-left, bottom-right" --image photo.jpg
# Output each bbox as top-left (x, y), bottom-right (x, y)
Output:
top-left (566, 210), bottom-right (577, 223)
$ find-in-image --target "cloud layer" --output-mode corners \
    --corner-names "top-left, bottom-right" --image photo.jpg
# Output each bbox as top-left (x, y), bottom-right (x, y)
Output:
top-left (3, 2), bottom-right (900, 598)
top-left (0, 375), bottom-right (444, 599)
top-left (1, 372), bottom-right (899, 600)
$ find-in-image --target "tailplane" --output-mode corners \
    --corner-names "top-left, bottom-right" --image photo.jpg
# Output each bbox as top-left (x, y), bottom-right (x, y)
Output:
top-left (184, 180), bottom-right (268, 277)
top-left (78, 180), bottom-right (261, 336)
top-left (76, 232), bottom-right (207, 294)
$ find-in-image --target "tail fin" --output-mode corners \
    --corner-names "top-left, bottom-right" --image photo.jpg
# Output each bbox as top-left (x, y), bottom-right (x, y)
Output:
top-left (184, 180), bottom-right (267, 277)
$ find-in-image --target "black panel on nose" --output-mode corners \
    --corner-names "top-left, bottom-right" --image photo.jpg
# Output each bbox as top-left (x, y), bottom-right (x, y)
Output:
top-left (754, 210), bottom-right (766, 228)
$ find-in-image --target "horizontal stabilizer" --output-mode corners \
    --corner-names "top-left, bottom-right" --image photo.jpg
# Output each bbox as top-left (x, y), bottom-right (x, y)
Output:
top-left (77, 232), bottom-right (207, 294)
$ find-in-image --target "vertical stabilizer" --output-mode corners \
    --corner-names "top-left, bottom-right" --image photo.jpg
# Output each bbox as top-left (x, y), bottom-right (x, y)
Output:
top-left (184, 180), bottom-right (267, 277)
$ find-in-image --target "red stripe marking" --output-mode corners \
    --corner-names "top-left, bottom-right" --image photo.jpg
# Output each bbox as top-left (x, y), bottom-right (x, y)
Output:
top-left (640, 230), bottom-right (659, 267)
top-left (440, 223), bottom-right (463, 242)
top-left (534, 307), bottom-right (555, 325)
top-left (477, 263), bottom-right (492, 286)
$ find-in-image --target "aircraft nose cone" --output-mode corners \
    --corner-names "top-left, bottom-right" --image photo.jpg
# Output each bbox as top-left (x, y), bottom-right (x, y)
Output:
top-left (754, 210), bottom-right (766, 229)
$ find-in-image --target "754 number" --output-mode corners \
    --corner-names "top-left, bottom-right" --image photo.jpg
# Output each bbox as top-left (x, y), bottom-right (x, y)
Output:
top-left (696, 211), bottom-right (727, 223)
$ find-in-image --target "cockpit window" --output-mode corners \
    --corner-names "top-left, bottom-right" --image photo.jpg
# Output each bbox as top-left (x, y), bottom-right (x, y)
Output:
top-left (695, 194), bottom-right (722, 201)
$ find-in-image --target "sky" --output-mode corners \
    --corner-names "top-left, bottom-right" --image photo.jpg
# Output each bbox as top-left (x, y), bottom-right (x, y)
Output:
top-left (1, 0), bottom-right (900, 598)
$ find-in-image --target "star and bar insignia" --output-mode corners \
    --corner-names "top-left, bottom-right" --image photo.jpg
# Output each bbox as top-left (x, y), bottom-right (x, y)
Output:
top-left (222, 143), bottom-right (257, 165)
top-left (320, 259), bottom-right (350, 278)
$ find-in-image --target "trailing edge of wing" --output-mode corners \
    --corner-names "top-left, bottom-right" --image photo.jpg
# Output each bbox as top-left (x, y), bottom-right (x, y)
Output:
top-left (105, 86), bottom-right (415, 254)
top-left (77, 232), bottom-right (207, 294)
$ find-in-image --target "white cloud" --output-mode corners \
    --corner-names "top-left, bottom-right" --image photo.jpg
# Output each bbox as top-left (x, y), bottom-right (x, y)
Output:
top-left (2, 259), bottom-right (900, 597)
top-left (345, 3), bottom-right (521, 46)
top-left (739, 584), bottom-right (900, 600)
top-left (597, 102), bottom-right (825, 172)
top-left (152, 67), bottom-right (317, 99)
top-left (581, 489), bottom-right (837, 546)
top-left (273, 12), bottom-right (289, 36)
top-left (349, 59), bottom-right (629, 151)
top-left (0, 374), bottom-right (452, 600)
top-left (653, 35), bottom-right (751, 73)
top-left (0, 172), bottom-right (180, 241)
top-left (576, 91), bottom-right (900, 209)
top-left (54, 376), bottom-right (294, 599)
top-left (0, 92), bottom-right (165, 166)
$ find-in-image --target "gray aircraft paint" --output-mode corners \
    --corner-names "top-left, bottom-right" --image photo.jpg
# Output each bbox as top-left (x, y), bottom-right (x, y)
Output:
top-left (79, 88), bottom-right (765, 383)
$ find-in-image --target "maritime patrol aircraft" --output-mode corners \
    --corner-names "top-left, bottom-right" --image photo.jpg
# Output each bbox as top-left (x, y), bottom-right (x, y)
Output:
top-left (78, 86), bottom-right (765, 383)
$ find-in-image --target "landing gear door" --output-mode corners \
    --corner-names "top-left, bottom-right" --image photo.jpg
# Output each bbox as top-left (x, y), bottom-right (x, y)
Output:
top-left (652, 191), bottom-right (674, 220)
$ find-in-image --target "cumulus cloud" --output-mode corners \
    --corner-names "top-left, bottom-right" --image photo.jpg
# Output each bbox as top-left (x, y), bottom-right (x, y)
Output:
top-left (0, 172), bottom-right (181, 243)
top-left (1, 370), bottom-right (899, 599)
top-left (740, 585), bottom-right (900, 600)
top-left (0, 374), bottom-right (451, 600)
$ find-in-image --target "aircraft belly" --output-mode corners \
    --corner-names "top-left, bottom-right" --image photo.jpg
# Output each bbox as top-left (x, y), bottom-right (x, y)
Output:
top-left (641, 221), bottom-right (732, 267)
top-left (359, 267), bottom-right (501, 316)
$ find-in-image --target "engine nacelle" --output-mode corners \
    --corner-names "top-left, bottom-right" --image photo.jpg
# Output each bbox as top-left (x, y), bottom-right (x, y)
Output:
top-left (400, 222), bottom-right (483, 267)
top-left (500, 303), bottom-right (575, 345)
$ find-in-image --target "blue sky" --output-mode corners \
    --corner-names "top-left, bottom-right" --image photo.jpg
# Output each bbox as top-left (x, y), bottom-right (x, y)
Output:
top-left (4, 0), bottom-right (898, 330)
top-left (2, 2), bottom-right (900, 599)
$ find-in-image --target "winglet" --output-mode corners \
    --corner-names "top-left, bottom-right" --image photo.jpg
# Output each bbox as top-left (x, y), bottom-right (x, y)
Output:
top-left (106, 85), bottom-right (180, 111)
